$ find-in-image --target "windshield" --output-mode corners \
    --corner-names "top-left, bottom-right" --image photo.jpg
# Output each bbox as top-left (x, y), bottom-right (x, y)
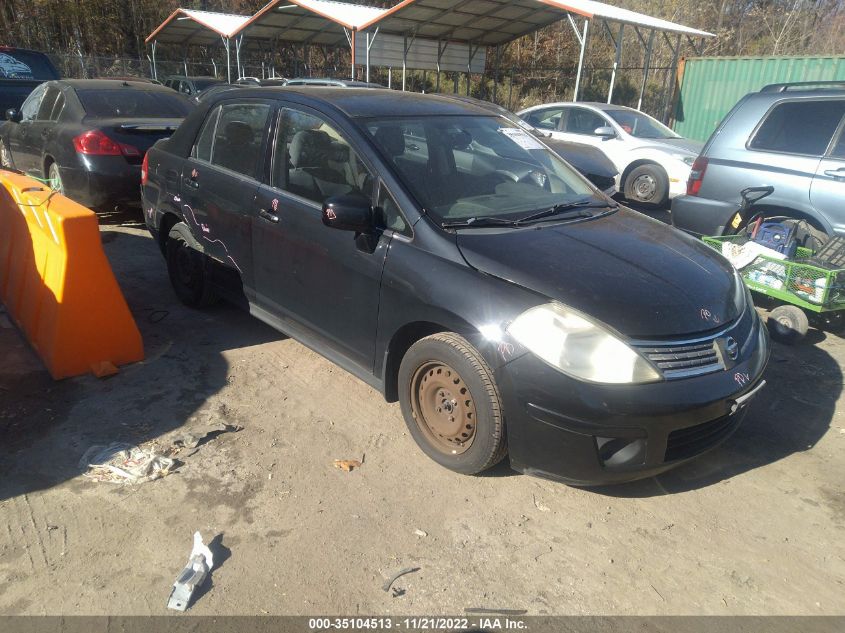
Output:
top-left (77, 89), bottom-right (193, 118)
top-left (605, 109), bottom-right (678, 139)
top-left (364, 115), bottom-right (596, 224)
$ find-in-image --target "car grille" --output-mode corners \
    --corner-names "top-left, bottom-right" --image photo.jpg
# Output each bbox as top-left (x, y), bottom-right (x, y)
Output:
top-left (633, 340), bottom-right (723, 379)
top-left (664, 413), bottom-right (741, 462)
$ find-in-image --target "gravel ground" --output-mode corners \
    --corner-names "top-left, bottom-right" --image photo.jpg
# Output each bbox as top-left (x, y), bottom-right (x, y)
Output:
top-left (0, 212), bottom-right (843, 616)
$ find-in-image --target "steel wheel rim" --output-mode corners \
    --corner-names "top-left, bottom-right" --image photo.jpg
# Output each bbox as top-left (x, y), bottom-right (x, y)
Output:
top-left (410, 361), bottom-right (477, 455)
top-left (632, 173), bottom-right (656, 201)
top-left (49, 165), bottom-right (64, 195)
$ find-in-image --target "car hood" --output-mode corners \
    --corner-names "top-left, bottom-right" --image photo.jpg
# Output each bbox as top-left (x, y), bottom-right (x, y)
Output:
top-left (455, 207), bottom-right (740, 338)
top-left (544, 138), bottom-right (618, 179)
top-left (639, 136), bottom-right (704, 156)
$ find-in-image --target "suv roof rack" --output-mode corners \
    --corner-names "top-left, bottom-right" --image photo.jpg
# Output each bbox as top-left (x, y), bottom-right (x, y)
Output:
top-left (760, 81), bottom-right (845, 93)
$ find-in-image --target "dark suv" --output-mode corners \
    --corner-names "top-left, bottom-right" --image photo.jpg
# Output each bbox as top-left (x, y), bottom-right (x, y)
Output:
top-left (141, 88), bottom-right (769, 485)
top-left (673, 81), bottom-right (845, 238)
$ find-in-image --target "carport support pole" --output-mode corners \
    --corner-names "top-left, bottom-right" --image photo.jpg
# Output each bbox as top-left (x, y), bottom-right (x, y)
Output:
top-left (235, 35), bottom-right (243, 80)
top-left (607, 22), bottom-right (625, 104)
top-left (223, 37), bottom-right (231, 83)
top-left (350, 29), bottom-right (356, 81)
top-left (492, 44), bottom-right (501, 101)
top-left (637, 29), bottom-right (655, 111)
top-left (402, 35), bottom-right (407, 91)
top-left (662, 33), bottom-right (682, 123)
top-left (569, 16), bottom-right (589, 101)
top-left (366, 33), bottom-right (370, 83)
top-left (150, 40), bottom-right (157, 80)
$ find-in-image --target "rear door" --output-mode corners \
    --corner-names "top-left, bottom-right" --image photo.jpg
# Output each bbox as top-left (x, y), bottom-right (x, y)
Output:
top-left (811, 112), bottom-right (845, 235)
top-left (251, 105), bottom-right (390, 372)
top-left (180, 99), bottom-right (274, 292)
top-left (8, 82), bottom-right (47, 174)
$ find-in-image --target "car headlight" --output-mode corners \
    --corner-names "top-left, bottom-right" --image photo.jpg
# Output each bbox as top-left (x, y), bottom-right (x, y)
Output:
top-left (507, 303), bottom-right (660, 384)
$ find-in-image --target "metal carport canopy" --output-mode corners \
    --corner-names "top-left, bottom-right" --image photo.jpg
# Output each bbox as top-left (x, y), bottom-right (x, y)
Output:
top-left (358, 0), bottom-right (714, 45)
top-left (144, 9), bottom-right (251, 83)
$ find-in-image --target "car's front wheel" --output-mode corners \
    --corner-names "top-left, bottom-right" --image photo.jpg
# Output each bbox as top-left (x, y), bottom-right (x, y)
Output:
top-left (624, 164), bottom-right (669, 207)
top-left (398, 332), bottom-right (507, 474)
top-left (165, 222), bottom-right (217, 308)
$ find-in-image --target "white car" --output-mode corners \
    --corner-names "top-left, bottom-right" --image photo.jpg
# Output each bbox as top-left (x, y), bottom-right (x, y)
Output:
top-left (517, 102), bottom-right (703, 207)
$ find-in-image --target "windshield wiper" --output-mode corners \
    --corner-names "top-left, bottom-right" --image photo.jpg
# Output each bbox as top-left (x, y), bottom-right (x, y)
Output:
top-left (514, 199), bottom-right (617, 226)
top-left (441, 216), bottom-right (520, 229)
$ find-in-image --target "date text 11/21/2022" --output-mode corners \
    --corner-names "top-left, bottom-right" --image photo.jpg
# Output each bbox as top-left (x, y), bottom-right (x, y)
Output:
top-left (307, 617), bottom-right (528, 630)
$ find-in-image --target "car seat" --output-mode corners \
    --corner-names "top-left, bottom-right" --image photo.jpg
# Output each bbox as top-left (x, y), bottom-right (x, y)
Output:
top-left (288, 129), bottom-right (352, 200)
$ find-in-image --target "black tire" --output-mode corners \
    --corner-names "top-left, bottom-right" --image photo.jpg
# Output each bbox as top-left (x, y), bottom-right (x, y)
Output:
top-left (624, 164), bottom-right (669, 207)
top-left (165, 222), bottom-right (217, 308)
top-left (767, 305), bottom-right (809, 344)
top-left (398, 332), bottom-right (507, 475)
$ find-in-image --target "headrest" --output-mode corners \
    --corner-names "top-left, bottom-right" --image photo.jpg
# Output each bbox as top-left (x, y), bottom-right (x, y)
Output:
top-left (224, 120), bottom-right (254, 145)
top-left (290, 129), bottom-right (332, 168)
top-left (374, 126), bottom-right (406, 157)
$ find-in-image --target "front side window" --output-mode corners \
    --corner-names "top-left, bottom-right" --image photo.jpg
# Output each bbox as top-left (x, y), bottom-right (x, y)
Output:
top-left (19, 83), bottom-right (47, 121)
top-left (273, 108), bottom-right (373, 205)
top-left (563, 107), bottom-right (608, 135)
top-left (365, 115), bottom-right (595, 224)
top-left (605, 109), bottom-right (677, 139)
top-left (750, 100), bottom-right (845, 156)
top-left (207, 103), bottom-right (271, 179)
top-left (524, 107), bottom-right (563, 131)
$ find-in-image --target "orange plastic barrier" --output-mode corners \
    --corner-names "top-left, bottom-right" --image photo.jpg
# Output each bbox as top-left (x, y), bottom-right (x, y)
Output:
top-left (0, 170), bottom-right (143, 379)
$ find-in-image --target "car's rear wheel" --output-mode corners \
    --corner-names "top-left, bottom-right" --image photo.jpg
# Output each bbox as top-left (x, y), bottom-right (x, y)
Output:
top-left (0, 140), bottom-right (11, 168)
top-left (48, 162), bottom-right (64, 195)
top-left (165, 222), bottom-right (217, 308)
top-left (398, 332), bottom-right (507, 474)
top-left (624, 164), bottom-right (668, 207)
top-left (767, 305), bottom-right (809, 344)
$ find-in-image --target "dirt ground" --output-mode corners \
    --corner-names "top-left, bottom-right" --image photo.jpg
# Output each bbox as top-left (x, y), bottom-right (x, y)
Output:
top-left (1, 210), bottom-right (844, 616)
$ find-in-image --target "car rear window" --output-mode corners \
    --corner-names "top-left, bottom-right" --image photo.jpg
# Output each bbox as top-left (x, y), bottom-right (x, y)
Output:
top-left (0, 50), bottom-right (58, 80)
top-left (749, 100), bottom-right (845, 156)
top-left (76, 89), bottom-right (192, 118)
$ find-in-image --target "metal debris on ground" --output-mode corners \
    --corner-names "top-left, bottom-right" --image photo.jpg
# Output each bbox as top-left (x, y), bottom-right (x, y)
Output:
top-left (382, 566), bottom-right (420, 592)
top-left (78, 442), bottom-right (174, 484)
top-left (167, 532), bottom-right (215, 611)
top-left (414, 529), bottom-right (428, 537)
top-left (333, 458), bottom-right (363, 472)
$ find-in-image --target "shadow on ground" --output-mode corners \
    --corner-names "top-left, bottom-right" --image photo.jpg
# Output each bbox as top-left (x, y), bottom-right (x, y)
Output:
top-left (0, 229), bottom-right (280, 502)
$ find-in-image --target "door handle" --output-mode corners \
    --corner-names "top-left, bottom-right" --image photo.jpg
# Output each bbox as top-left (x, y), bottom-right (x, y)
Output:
top-left (823, 168), bottom-right (845, 180)
top-left (259, 209), bottom-right (279, 223)
top-left (183, 177), bottom-right (199, 190)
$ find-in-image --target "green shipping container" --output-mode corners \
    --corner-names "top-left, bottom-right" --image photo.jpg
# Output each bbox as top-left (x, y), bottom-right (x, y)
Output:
top-left (672, 55), bottom-right (845, 142)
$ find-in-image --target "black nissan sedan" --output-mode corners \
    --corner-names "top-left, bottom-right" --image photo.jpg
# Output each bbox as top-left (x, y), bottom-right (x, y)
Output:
top-left (0, 79), bottom-right (192, 209)
top-left (141, 88), bottom-right (769, 485)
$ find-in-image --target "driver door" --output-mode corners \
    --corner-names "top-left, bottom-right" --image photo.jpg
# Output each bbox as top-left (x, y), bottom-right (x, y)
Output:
top-left (252, 105), bottom-right (391, 373)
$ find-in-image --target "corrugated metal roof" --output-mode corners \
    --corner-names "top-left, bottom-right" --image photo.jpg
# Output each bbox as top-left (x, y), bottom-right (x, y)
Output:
top-left (673, 56), bottom-right (845, 141)
top-left (359, 0), bottom-right (714, 44)
top-left (541, 0), bottom-right (714, 37)
top-left (145, 9), bottom-right (250, 44)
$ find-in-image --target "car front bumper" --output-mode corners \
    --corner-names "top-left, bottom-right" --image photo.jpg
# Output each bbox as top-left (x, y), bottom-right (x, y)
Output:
top-left (494, 311), bottom-right (770, 485)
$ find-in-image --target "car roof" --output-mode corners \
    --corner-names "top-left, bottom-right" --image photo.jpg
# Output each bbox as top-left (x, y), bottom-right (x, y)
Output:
top-left (58, 79), bottom-right (176, 91)
top-left (211, 87), bottom-right (500, 118)
top-left (521, 101), bottom-right (637, 113)
top-left (164, 76), bottom-right (221, 82)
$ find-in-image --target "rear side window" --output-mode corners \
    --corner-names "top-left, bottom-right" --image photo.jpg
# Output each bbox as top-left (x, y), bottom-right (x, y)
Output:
top-left (749, 100), bottom-right (845, 156)
top-left (524, 107), bottom-right (563, 131)
top-left (76, 89), bottom-right (193, 118)
top-left (202, 102), bottom-right (271, 179)
top-left (0, 51), bottom-right (57, 79)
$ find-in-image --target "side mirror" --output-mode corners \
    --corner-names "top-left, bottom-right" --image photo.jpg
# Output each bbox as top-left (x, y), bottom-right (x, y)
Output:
top-left (5, 108), bottom-right (20, 122)
top-left (322, 195), bottom-right (374, 233)
top-left (594, 126), bottom-right (616, 139)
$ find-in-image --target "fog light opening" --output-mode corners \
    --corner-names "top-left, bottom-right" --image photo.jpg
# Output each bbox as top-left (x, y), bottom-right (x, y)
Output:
top-left (596, 437), bottom-right (647, 468)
